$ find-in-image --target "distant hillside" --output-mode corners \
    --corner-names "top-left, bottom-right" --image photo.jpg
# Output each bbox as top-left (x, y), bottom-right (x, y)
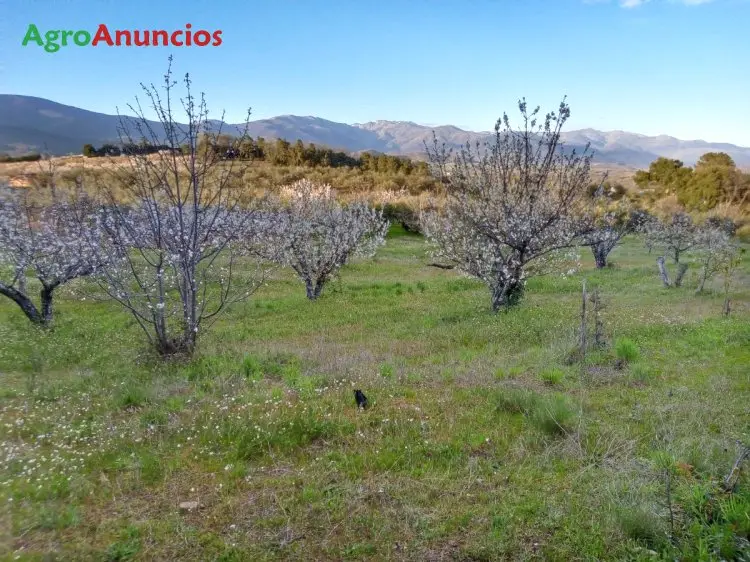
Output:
top-left (2, 94), bottom-right (750, 168)
top-left (244, 115), bottom-right (394, 153)
top-left (357, 121), bottom-right (750, 168)
top-left (0, 95), bottom-right (126, 155)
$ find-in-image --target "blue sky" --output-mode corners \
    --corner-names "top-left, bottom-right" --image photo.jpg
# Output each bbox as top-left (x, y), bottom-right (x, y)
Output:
top-left (2, 0), bottom-right (749, 145)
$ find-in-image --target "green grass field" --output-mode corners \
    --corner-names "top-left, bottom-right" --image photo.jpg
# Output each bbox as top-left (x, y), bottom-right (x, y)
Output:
top-left (1, 227), bottom-right (748, 561)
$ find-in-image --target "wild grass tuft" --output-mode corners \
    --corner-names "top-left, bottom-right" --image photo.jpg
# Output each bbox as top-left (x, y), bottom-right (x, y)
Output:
top-left (495, 389), bottom-right (577, 435)
top-left (540, 368), bottom-right (566, 386)
top-left (614, 338), bottom-right (640, 364)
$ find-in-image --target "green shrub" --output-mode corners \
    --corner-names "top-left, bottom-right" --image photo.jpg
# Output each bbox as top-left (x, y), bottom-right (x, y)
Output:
top-left (615, 338), bottom-right (640, 364)
top-left (540, 368), bottom-right (565, 386)
top-left (380, 201), bottom-right (422, 233)
top-left (241, 354), bottom-right (264, 380)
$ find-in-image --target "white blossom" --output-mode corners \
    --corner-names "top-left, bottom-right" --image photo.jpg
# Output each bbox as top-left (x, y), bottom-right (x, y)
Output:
top-left (0, 184), bottom-right (103, 325)
top-left (579, 194), bottom-right (636, 268)
top-left (268, 179), bottom-right (389, 300)
top-left (693, 225), bottom-right (741, 293)
top-left (642, 211), bottom-right (698, 264)
top-left (422, 98), bottom-right (592, 311)
top-left (82, 59), bottom-right (280, 355)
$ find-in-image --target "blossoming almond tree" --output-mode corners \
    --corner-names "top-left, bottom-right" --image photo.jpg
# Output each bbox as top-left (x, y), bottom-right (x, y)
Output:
top-left (422, 98), bottom-right (593, 311)
top-left (644, 212), bottom-right (698, 264)
top-left (0, 186), bottom-right (101, 326)
top-left (580, 192), bottom-right (636, 269)
top-left (90, 59), bottom-right (281, 356)
top-left (270, 179), bottom-right (389, 300)
top-left (693, 225), bottom-right (740, 294)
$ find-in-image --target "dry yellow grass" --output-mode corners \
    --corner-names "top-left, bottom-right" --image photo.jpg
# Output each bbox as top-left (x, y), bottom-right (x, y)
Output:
top-left (7, 156), bottom-right (747, 238)
top-left (0, 155), bottom-right (638, 190)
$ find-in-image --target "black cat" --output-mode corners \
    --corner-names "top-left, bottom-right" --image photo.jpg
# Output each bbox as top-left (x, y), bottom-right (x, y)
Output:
top-left (354, 389), bottom-right (369, 409)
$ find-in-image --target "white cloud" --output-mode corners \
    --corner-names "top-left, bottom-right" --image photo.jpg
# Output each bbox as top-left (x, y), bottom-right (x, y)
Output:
top-left (620, 0), bottom-right (651, 7)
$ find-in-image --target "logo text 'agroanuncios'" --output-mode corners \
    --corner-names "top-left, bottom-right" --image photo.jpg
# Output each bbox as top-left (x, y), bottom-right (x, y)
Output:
top-left (22, 24), bottom-right (223, 53)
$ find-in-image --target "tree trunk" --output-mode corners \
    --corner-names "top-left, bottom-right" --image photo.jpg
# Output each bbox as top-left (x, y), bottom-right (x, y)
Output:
top-left (305, 278), bottom-right (316, 300)
top-left (154, 330), bottom-right (196, 357)
top-left (723, 297), bottom-right (731, 316)
top-left (40, 286), bottom-right (54, 325)
top-left (305, 278), bottom-right (325, 300)
top-left (696, 267), bottom-right (708, 294)
top-left (674, 263), bottom-right (688, 288)
top-left (181, 327), bottom-right (197, 356)
top-left (151, 307), bottom-right (193, 357)
top-left (154, 329), bottom-right (172, 356)
top-left (591, 244), bottom-right (608, 269)
top-left (490, 273), bottom-right (524, 312)
top-left (656, 257), bottom-right (671, 288)
top-left (0, 282), bottom-right (45, 325)
top-left (313, 281), bottom-right (324, 299)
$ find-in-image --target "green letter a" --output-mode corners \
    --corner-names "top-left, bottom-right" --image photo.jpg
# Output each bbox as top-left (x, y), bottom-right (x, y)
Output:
top-left (22, 24), bottom-right (44, 47)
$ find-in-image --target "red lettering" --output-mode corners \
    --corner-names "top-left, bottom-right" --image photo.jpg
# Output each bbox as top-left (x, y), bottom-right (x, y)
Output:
top-left (133, 30), bottom-right (150, 46)
top-left (193, 30), bottom-right (210, 46)
top-left (152, 30), bottom-right (168, 46)
top-left (88, 25), bottom-right (220, 48)
top-left (170, 30), bottom-right (183, 46)
top-left (115, 30), bottom-right (131, 46)
top-left (91, 24), bottom-right (113, 46)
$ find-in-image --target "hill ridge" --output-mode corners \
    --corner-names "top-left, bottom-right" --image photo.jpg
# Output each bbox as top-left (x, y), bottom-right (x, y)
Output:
top-left (2, 94), bottom-right (750, 167)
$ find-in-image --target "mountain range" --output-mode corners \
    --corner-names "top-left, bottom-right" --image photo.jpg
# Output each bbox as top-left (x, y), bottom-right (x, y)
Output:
top-left (2, 94), bottom-right (749, 169)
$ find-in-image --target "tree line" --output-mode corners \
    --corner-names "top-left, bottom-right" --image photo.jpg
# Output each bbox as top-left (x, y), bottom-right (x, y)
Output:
top-left (81, 135), bottom-right (431, 175)
top-left (0, 153), bottom-right (42, 163)
top-left (634, 152), bottom-right (749, 211)
top-left (82, 142), bottom-right (177, 157)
